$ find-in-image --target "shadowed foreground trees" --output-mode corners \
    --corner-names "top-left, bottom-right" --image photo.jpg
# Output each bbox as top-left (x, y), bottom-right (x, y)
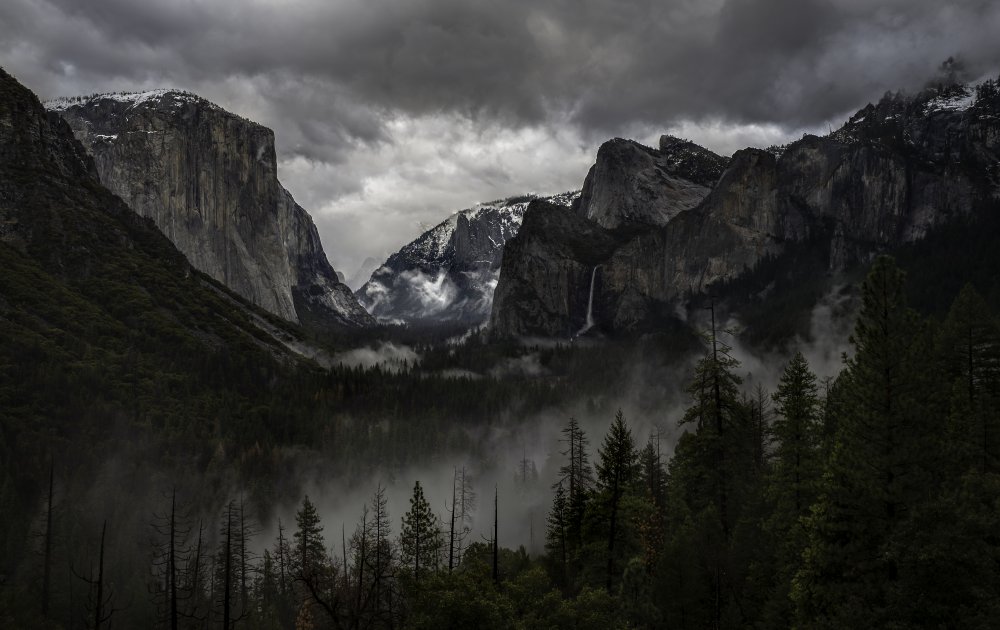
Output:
top-left (5, 257), bottom-right (1000, 629)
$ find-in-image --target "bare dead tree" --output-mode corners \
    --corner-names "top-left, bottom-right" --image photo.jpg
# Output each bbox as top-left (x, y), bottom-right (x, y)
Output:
top-left (42, 458), bottom-right (54, 619)
top-left (492, 486), bottom-right (499, 585)
top-left (150, 488), bottom-right (192, 630)
top-left (181, 519), bottom-right (208, 624)
top-left (73, 520), bottom-right (122, 630)
top-left (455, 467), bottom-right (476, 567)
top-left (447, 468), bottom-right (456, 573)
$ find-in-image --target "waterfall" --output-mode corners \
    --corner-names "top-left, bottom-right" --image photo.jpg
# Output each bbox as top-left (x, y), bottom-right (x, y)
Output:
top-left (576, 265), bottom-right (599, 337)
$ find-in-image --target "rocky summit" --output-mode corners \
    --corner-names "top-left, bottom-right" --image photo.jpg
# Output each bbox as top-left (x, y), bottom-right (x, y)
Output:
top-left (574, 136), bottom-right (728, 229)
top-left (46, 90), bottom-right (373, 330)
top-left (491, 79), bottom-right (1000, 339)
top-left (358, 191), bottom-right (579, 326)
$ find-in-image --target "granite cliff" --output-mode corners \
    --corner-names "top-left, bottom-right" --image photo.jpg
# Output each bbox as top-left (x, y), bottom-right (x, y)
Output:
top-left (0, 67), bottom-right (311, 366)
top-left (46, 90), bottom-right (372, 329)
top-left (491, 80), bottom-right (1000, 338)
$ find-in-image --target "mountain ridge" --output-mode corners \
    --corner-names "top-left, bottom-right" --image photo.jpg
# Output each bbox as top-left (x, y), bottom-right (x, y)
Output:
top-left (491, 76), bottom-right (1000, 339)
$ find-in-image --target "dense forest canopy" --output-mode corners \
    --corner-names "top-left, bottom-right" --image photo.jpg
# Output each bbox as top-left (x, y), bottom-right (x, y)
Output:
top-left (4, 255), bottom-right (1000, 629)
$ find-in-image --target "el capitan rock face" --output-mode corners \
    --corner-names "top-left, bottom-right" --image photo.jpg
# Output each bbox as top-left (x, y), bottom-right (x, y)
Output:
top-left (359, 191), bottom-right (579, 326)
top-left (46, 90), bottom-right (373, 329)
top-left (0, 67), bottom-right (308, 364)
top-left (491, 81), bottom-right (1000, 339)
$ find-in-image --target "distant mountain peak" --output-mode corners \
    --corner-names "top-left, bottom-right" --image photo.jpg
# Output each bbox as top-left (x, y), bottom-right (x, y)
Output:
top-left (829, 76), bottom-right (999, 147)
top-left (358, 191), bottom-right (580, 326)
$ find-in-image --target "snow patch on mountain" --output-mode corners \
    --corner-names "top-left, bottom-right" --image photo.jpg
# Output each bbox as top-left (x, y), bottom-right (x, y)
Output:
top-left (45, 89), bottom-right (213, 113)
top-left (359, 191), bottom-right (579, 326)
top-left (923, 87), bottom-right (976, 114)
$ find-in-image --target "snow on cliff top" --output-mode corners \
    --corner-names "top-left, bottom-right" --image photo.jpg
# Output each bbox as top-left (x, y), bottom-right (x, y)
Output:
top-left (407, 191), bottom-right (580, 261)
top-left (923, 87), bottom-right (977, 114)
top-left (44, 89), bottom-right (212, 112)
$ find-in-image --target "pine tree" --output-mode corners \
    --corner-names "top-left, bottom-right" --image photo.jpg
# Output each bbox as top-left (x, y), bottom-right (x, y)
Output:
top-left (293, 495), bottom-right (327, 578)
top-left (638, 435), bottom-right (667, 573)
top-left (679, 303), bottom-right (746, 536)
top-left (770, 352), bottom-right (821, 519)
top-left (558, 418), bottom-right (594, 504)
top-left (794, 256), bottom-right (929, 628)
top-left (515, 452), bottom-right (539, 493)
top-left (761, 351), bottom-right (821, 627)
top-left (891, 284), bottom-right (1000, 626)
top-left (544, 481), bottom-right (569, 587)
top-left (595, 409), bottom-right (639, 592)
top-left (639, 433), bottom-right (667, 511)
top-left (400, 481), bottom-right (442, 583)
top-left (750, 383), bottom-right (772, 474)
top-left (660, 302), bottom-right (752, 628)
top-left (556, 416), bottom-right (593, 580)
top-left (937, 283), bottom-right (1000, 472)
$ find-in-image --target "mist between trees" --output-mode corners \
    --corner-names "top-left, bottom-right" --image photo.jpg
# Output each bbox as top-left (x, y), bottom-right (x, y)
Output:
top-left (28, 256), bottom-right (1000, 629)
top-left (4, 279), bottom-right (857, 628)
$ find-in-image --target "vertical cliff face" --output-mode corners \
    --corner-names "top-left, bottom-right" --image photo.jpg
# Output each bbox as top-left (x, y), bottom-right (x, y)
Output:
top-left (489, 200), bottom-right (626, 338)
top-left (46, 90), bottom-right (372, 329)
top-left (0, 67), bottom-right (306, 363)
top-left (491, 80), bottom-right (1000, 339)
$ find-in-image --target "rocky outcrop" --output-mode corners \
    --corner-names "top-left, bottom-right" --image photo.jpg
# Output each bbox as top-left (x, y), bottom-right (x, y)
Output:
top-left (491, 80), bottom-right (1000, 338)
top-left (657, 135), bottom-right (731, 186)
top-left (575, 137), bottom-right (727, 229)
top-left (46, 90), bottom-right (372, 329)
top-left (359, 191), bottom-right (578, 326)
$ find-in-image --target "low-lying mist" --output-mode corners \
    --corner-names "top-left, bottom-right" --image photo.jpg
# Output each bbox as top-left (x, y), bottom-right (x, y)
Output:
top-left (255, 282), bottom-right (857, 560)
top-left (45, 282), bottom-right (858, 622)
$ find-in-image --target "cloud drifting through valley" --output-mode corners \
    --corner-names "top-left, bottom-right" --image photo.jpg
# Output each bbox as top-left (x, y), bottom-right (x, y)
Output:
top-left (3, 0), bottom-right (999, 271)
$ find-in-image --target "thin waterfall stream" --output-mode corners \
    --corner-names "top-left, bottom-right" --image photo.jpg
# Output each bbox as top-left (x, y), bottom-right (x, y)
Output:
top-left (575, 265), bottom-right (598, 337)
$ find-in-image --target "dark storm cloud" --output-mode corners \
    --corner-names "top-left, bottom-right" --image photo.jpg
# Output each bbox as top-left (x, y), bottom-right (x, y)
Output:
top-left (3, 0), bottom-right (999, 269)
top-left (6, 0), bottom-right (1000, 137)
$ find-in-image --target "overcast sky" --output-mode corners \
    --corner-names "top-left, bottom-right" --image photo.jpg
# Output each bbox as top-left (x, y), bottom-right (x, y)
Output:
top-left (3, 0), bottom-right (999, 274)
